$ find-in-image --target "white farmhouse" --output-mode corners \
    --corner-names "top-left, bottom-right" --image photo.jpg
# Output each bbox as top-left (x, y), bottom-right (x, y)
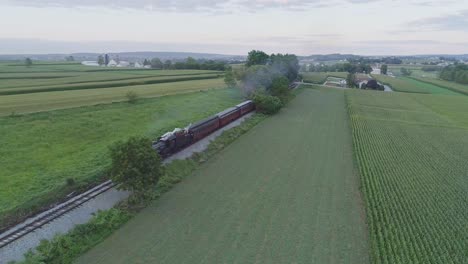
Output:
top-left (134, 62), bottom-right (143, 68)
top-left (107, 59), bottom-right (118, 67)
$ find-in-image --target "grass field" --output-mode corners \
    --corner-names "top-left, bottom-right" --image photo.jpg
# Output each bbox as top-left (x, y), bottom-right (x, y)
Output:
top-left (409, 76), bottom-right (468, 96)
top-left (301, 72), bottom-right (348, 84)
top-left (372, 74), bottom-right (460, 95)
top-left (0, 89), bottom-right (242, 224)
top-left (0, 78), bottom-right (227, 116)
top-left (77, 88), bottom-right (369, 264)
top-left (347, 90), bottom-right (468, 263)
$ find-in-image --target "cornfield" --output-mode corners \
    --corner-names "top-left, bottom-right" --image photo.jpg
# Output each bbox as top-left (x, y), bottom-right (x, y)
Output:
top-left (346, 90), bottom-right (468, 264)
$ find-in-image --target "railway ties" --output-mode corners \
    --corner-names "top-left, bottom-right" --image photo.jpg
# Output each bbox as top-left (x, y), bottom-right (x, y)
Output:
top-left (0, 180), bottom-right (116, 249)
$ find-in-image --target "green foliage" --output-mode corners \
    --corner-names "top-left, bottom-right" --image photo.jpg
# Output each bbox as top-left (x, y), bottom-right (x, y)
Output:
top-left (109, 137), bottom-right (163, 197)
top-left (246, 50), bottom-right (269, 66)
top-left (269, 53), bottom-right (300, 81)
top-left (24, 58), bottom-right (32, 67)
top-left (270, 76), bottom-right (290, 102)
top-left (97, 55), bottom-right (104, 66)
top-left (346, 73), bottom-right (357, 88)
top-left (252, 92), bottom-right (283, 115)
top-left (440, 63), bottom-right (468, 84)
top-left (223, 68), bottom-right (237, 88)
top-left (380, 64), bottom-right (388, 75)
top-left (400, 67), bottom-right (412, 76)
top-left (150, 58), bottom-right (163, 69)
top-left (20, 208), bottom-right (131, 264)
top-left (125, 90), bottom-right (139, 104)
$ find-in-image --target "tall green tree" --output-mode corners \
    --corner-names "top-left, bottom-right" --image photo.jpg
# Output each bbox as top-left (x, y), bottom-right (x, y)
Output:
top-left (381, 64), bottom-right (388, 75)
top-left (400, 67), bottom-right (412, 76)
top-left (246, 50), bottom-right (269, 67)
top-left (224, 67), bottom-right (237, 88)
top-left (109, 137), bottom-right (163, 199)
top-left (25, 57), bottom-right (33, 67)
top-left (163, 60), bottom-right (172, 69)
top-left (150, 58), bottom-right (163, 69)
top-left (346, 73), bottom-right (357, 88)
top-left (97, 55), bottom-right (105, 66)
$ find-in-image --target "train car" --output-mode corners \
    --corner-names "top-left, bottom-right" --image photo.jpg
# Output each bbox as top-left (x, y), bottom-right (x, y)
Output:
top-left (188, 115), bottom-right (220, 141)
top-left (217, 107), bottom-right (241, 127)
top-left (236, 100), bottom-right (255, 116)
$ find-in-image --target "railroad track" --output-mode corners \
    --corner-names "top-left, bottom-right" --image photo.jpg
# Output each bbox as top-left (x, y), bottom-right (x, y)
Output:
top-left (0, 180), bottom-right (115, 249)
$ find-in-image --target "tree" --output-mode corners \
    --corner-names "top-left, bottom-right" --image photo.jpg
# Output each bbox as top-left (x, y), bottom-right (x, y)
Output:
top-left (270, 76), bottom-right (290, 98)
top-left (186, 57), bottom-right (199, 69)
top-left (150, 58), bottom-right (163, 69)
top-left (109, 137), bottom-right (163, 199)
top-left (241, 65), bottom-right (273, 96)
top-left (224, 68), bottom-right (237, 88)
top-left (246, 50), bottom-right (269, 67)
top-left (400, 67), bottom-right (412, 76)
top-left (381, 64), bottom-right (388, 75)
top-left (163, 60), bottom-right (172, 69)
top-left (346, 73), bottom-right (357, 88)
top-left (97, 55), bottom-right (105, 66)
top-left (143, 59), bottom-right (150, 66)
top-left (25, 58), bottom-right (32, 67)
top-left (65, 56), bottom-right (74, 62)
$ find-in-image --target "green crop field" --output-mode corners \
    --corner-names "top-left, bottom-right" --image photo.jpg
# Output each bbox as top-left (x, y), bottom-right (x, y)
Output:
top-left (372, 75), bottom-right (460, 95)
top-left (0, 78), bottom-right (227, 116)
top-left (0, 89), bottom-right (242, 226)
top-left (409, 76), bottom-right (468, 96)
top-left (347, 90), bottom-right (468, 263)
top-left (77, 88), bottom-right (370, 264)
top-left (301, 72), bottom-right (348, 84)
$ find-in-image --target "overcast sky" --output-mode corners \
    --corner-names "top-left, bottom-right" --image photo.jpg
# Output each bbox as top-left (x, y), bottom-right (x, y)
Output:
top-left (0, 0), bottom-right (467, 55)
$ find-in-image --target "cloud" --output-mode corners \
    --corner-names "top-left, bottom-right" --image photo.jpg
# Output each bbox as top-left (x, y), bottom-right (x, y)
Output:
top-left (406, 10), bottom-right (468, 32)
top-left (2, 0), bottom-right (379, 12)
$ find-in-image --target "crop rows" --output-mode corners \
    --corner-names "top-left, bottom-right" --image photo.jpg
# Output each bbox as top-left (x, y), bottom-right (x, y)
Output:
top-left (346, 90), bottom-right (468, 264)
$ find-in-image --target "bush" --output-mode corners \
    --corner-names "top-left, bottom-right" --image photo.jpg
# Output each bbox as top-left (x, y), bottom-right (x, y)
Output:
top-left (125, 91), bottom-right (138, 104)
top-left (252, 92), bottom-right (283, 115)
top-left (109, 137), bottom-right (163, 200)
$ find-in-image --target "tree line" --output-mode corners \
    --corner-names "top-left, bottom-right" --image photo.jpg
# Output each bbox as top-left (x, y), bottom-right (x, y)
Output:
top-left (440, 64), bottom-right (468, 84)
top-left (306, 62), bottom-right (373, 74)
top-left (225, 50), bottom-right (300, 114)
top-left (142, 57), bottom-right (227, 71)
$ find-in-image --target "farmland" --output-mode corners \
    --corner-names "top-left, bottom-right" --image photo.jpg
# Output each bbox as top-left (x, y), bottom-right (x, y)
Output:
top-left (301, 72), bottom-right (348, 84)
top-left (77, 88), bottom-right (370, 264)
top-left (409, 76), bottom-right (468, 96)
top-left (347, 90), bottom-right (468, 263)
top-left (0, 88), bottom-right (242, 227)
top-left (372, 74), bottom-right (460, 95)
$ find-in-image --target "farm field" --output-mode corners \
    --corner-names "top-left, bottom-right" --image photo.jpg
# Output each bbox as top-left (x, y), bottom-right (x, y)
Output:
top-left (347, 90), bottom-right (468, 263)
top-left (0, 88), bottom-right (242, 226)
top-left (0, 78), bottom-right (226, 115)
top-left (372, 74), bottom-right (460, 95)
top-left (77, 88), bottom-right (370, 264)
top-left (301, 72), bottom-right (348, 83)
top-left (409, 76), bottom-right (468, 96)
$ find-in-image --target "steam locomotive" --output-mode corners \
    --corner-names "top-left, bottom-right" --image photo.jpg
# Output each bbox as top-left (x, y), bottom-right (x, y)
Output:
top-left (152, 100), bottom-right (255, 158)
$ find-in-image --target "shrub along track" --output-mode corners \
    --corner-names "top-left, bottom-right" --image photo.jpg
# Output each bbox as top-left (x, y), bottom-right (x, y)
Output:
top-left (77, 88), bottom-right (370, 264)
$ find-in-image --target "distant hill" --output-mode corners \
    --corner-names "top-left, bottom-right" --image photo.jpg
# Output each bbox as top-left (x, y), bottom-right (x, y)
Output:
top-left (0, 52), bottom-right (246, 62)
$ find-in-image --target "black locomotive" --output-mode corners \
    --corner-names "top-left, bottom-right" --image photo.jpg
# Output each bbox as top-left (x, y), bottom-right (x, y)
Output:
top-left (152, 100), bottom-right (255, 158)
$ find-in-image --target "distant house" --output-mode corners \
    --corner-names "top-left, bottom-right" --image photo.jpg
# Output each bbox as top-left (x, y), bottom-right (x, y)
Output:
top-left (144, 65), bottom-right (151, 69)
top-left (117, 61), bottom-right (130, 67)
top-left (134, 62), bottom-right (143, 68)
top-left (107, 59), bottom-right (118, 67)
